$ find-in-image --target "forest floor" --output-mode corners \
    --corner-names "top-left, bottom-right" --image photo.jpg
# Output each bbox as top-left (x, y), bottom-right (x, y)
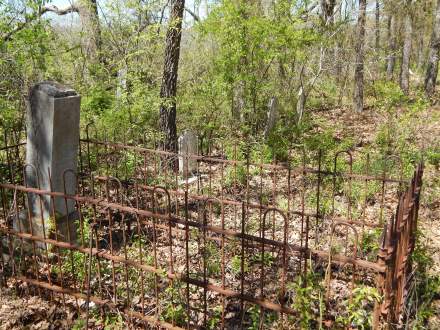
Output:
top-left (313, 104), bottom-right (440, 271)
top-left (0, 104), bottom-right (439, 329)
top-left (312, 103), bottom-right (440, 328)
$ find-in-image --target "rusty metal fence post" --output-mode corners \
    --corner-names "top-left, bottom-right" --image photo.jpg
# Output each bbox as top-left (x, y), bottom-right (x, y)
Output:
top-left (374, 163), bottom-right (423, 329)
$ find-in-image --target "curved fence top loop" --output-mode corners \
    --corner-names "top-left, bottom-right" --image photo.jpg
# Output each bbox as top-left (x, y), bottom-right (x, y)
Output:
top-left (152, 185), bottom-right (171, 215)
top-left (262, 207), bottom-right (288, 234)
top-left (85, 122), bottom-right (98, 140)
top-left (330, 220), bottom-right (359, 259)
top-left (203, 196), bottom-right (223, 207)
top-left (105, 176), bottom-right (123, 204)
top-left (62, 168), bottom-right (79, 195)
top-left (262, 207), bottom-right (288, 221)
top-left (382, 154), bottom-right (403, 179)
top-left (334, 150), bottom-right (353, 174)
top-left (23, 163), bottom-right (40, 189)
top-left (201, 196), bottom-right (224, 219)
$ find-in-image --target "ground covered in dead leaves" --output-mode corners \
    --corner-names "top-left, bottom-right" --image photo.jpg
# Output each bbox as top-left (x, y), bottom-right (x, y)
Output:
top-left (0, 287), bottom-right (74, 329)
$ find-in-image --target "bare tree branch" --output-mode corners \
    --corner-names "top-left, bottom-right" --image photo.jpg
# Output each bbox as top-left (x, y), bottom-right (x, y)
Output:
top-left (185, 7), bottom-right (200, 22)
top-left (2, 3), bottom-right (80, 43)
top-left (41, 4), bottom-right (80, 16)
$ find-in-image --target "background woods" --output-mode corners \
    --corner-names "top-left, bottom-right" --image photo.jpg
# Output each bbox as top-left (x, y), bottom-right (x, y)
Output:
top-left (2, 0), bottom-right (440, 140)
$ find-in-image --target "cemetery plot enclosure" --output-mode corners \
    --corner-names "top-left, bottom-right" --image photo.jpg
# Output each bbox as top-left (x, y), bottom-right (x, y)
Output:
top-left (0, 126), bottom-right (423, 329)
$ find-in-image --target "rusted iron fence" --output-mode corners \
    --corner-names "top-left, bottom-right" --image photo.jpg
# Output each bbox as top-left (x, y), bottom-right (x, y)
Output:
top-left (0, 126), bottom-right (423, 329)
top-left (375, 164), bottom-right (423, 328)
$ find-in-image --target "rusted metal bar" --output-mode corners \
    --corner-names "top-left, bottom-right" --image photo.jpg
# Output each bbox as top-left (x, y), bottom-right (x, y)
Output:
top-left (0, 214), bottom-right (386, 275)
top-left (80, 138), bottom-right (407, 183)
top-left (94, 178), bottom-right (384, 229)
top-left (17, 276), bottom-right (186, 330)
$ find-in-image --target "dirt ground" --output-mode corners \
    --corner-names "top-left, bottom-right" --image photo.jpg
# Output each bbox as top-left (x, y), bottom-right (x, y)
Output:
top-left (0, 286), bottom-right (75, 329)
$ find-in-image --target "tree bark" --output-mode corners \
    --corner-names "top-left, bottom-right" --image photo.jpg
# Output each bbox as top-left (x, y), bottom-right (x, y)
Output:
top-left (373, 0), bottom-right (380, 78)
top-left (83, 0), bottom-right (103, 63)
top-left (375, 1), bottom-right (380, 50)
top-left (232, 2), bottom-right (249, 124)
top-left (386, 14), bottom-right (397, 80)
top-left (320, 0), bottom-right (336, 25)
top-left (353, 0), bottom-right (367, 113)
top-left (296, 86), bottom-right (306, 123)
top-left (400, 11), bottom-right (412, 95)
top-left (335, 5), bottom-right (342, 83)
top-left (159, 0), bottom-right (185, 156)
top-left (425, 0), bottom-right (440, 95)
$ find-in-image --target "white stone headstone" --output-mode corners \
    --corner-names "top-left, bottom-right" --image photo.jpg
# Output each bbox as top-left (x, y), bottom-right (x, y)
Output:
top-left (178, 130), bottom-right (198, 178)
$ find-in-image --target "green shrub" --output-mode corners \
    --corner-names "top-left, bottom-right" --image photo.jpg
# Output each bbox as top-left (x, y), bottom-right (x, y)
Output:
top-left (360, 228), bottom-right (382, 261)
top-left (409, 234), bottom-right (440, 328)
top-left (82, 85), bottom-right (114, 117)
top-left (246, 305), bottom-right (277, 330)
top-left (336, 286), bottom-right (381, 330)
top-left (160, 281), bottom-right (187, 326)
top-left (426, 147), bottom-right (440, 169)
top-left (372, 80), bottom-right (406, 111)
top-left (224, 164), bottom-right (247, 188)
top-left (287, 263), bottom-right (325, 329)
top-left (230, 255), bottom-right (249, 276)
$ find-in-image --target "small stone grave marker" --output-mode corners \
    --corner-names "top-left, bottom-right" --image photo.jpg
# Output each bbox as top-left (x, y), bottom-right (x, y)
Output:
top-left (178, 130), bottom-right (198, 178)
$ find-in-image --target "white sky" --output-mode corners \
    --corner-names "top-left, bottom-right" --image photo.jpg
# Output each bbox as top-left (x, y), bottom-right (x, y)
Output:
top-left (47, 0), bottom-right (206, 23)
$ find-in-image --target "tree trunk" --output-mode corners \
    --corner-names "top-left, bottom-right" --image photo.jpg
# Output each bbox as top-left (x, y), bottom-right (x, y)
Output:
top-left (425, 0), bottom-right (440, 95)
top-left (296, 86), bottom-right (306, 123)
top-left (320, 0), bottom-right (336, 25)
top-left (159, 0), bottom-right (185, 156)
top-left (75, 0), bottom-right (103, 64)
top-left (320, 0), bottom-right (335, 80)
top-left (374, 0), bottom-right (380, 78)
top-left (264, 97), bottom-right (278, 139)
top-left (232, 2), bottom-right (249, 125)
top-left (353, 0), bottom-right (367, 113)
top-left (417, 37), bottom-right (424, 69)
top-left (335, 5), bottom-right (342, 83)
top-left (386, 14), bottom-right (397, 80)
top-left (400, 11), bottom-right (412, 95)
top-left (375, 1), bottom-right (380, 50)
top-left (87, 0), bottom-right (102, 62)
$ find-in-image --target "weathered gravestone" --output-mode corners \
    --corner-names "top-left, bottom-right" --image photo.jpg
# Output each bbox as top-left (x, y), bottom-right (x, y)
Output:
top-left (20, 81), bottom-right (80, 244)
top-left (264, 96), bottom-right (278, 139)
top-left (116, 66), bottom-right (127, 100)
top-left (178, 130), bottom-right (198, 178)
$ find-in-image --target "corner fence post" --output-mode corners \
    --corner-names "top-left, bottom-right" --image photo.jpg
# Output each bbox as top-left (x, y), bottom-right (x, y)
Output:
top-left (376, 163), bottom-right (424, 329)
